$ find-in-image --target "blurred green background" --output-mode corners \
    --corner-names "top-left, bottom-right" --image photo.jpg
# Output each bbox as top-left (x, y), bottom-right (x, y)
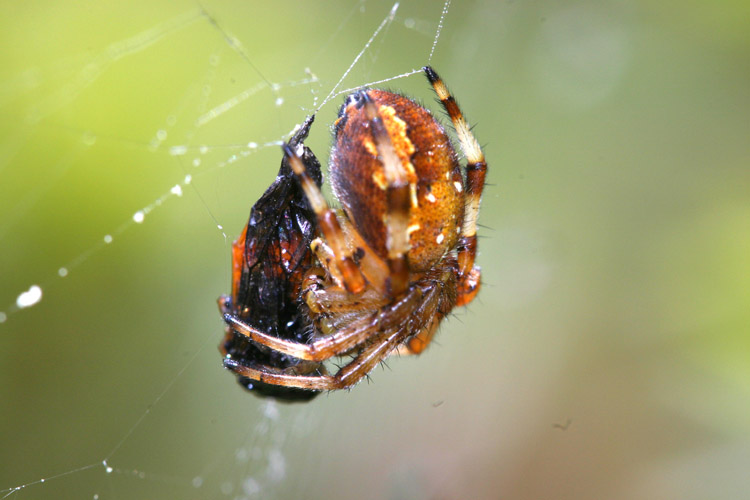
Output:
top-left (1, 1), bottom-right (749, 499)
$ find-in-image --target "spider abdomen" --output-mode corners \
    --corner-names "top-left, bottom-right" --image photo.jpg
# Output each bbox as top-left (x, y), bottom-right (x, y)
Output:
top-left (330, 89), bottom-right (464, 272)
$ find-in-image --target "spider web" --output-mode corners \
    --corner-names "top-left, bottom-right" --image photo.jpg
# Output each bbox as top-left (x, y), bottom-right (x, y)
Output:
top-left (0, 1), bottom-right (469, 498)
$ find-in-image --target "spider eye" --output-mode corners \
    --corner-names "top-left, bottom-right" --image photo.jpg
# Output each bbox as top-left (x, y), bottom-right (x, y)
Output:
top-left (343, 90), bottom-right (368, 110)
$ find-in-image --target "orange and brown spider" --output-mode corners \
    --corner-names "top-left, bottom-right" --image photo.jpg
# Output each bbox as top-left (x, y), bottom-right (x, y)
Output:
top-left (218, 66), bottom-right (486, 400)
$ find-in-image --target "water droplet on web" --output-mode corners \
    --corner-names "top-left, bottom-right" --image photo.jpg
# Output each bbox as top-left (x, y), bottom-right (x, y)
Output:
top-left (81, 131), bottom-right (97, 146)
top-left (235, 447), bottom-right (249, 463)
top-left (0, 312), bottom-right (7, 323)
top-left (58, 267), bottom-right (68, 277)
top-left (171, 185), bottom-right (183, 197)
top-left (156, 129), bottom-right (167, 141)
top-left (242, 477), bottom-right (260, 495)
top-left (169, 145), bottom-right (187, 156)
top-left (192, 158), bottom-right (201, 167)
top-left (16, 285), bottom-right (42, 309)
top-left (263, 401), bottom-right (279, 421)
top-left (220, 481), bottom-right (233, 495)
top-left (266, 449), bottom-right (286, 482)
top-left (133, 211), bottom-right (145, 223)
top-left (275, 97), bottom-right (284, 107)
top-left (192, 476), bottom-right (203, 488)
top-left (103, 234), bottom-right (113, 244)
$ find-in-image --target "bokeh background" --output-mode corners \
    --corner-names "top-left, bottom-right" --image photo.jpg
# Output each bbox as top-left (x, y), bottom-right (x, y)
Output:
top-left (2, 1), bottom-right (749, 499)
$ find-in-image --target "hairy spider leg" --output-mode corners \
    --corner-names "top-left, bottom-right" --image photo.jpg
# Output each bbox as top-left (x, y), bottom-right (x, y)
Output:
top-left (361, 91), bottom-right (413, 297)
top-left (282, 143), bottom-right (366, 295)
top-left (223, 283), bottom-right (421, 362)
top-left (424, 66), bottom-right (485, 306)
top-left (224, 286), bottom-right (438, 390)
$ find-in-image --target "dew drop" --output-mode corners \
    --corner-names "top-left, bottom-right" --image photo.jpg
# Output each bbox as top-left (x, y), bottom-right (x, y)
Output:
top-left (58, 267), bottom-right (68, 277)
top-left (192, 158), bottom-right (201, 167)
top-left (0, 312), bottom-right (7, 323)
top-left (242, 477), bottom-right (260, 495)
top-left (169, 145), bottom-right (187, 156)
top-left (16, 285), bottom-right (42, 309)
top-left (263, 401), bottom-right (279, 421)
top-left (275, 97), bottom-right (284, 107)
top-left (235, 447), bottom-right (249, 462)
top-left (171, 185), bottom-right (183, 197)
top-left (81, 131), bottom-right (97, 146)
top-left (133, 211), bottom-right (145, 223)
top-left (103, 234), bottom-right (113, 244)
top-left (266, 449), bottom-right (286, 482)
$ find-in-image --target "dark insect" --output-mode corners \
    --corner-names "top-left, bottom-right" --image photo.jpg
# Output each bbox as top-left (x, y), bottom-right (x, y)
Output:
top-left (219, 67), bottom-right (486, 400)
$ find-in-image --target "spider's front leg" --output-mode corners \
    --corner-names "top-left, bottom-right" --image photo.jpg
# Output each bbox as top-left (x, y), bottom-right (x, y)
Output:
top-left (424, 66), bottom-right (486, 306)
top-left (282, 143), bottom-right (367, 295)
top-left (360, 91), bottom-right (413, 297)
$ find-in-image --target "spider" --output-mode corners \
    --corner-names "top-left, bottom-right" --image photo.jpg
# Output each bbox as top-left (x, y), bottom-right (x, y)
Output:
top-left (219, 66), bottom-right (486, 400)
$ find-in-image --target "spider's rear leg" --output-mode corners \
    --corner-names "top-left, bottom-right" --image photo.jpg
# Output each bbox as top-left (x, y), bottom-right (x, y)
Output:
top-left (224, 323), bottom-right (405, 391)
top-left (424, 66), bottom-right (486, 306)
top-left (225, 286), bottom-right (438, 391)
top-left (223, 285), bottom-right (423, 362)
top-left (283, 143), bottom-right (366, 295)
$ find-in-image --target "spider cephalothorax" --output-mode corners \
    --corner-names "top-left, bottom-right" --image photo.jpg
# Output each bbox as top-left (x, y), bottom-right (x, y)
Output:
top-left (219, 66), bottom-right (486, 400)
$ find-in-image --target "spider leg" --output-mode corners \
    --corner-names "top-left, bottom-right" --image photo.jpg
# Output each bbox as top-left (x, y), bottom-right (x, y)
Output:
top-left (362, 91), bottom-right (413, 297)
top-left (224, 323), bottom-right (405, 391)
top-left (424, 66), bottom-right (485, 305)
top-left (283, 143), bottom-right (366, 295)
top-left (397, 315), bottom-right (440, 355)
top-left (225, 285), bottom-right (442, 391)
top-left (224, 286), bottom-right (423, 362)
top-left (309, 237), bottom-right (346, 288)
